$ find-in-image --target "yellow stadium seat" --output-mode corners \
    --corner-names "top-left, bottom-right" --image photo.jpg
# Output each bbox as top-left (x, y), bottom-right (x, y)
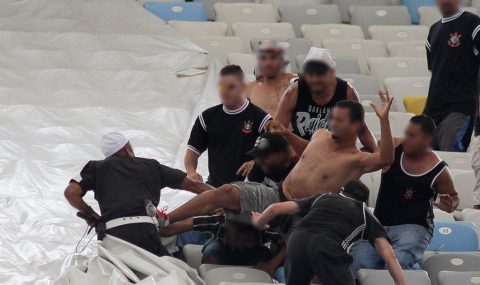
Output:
top-left (403, 95), bottom-right (427, 115)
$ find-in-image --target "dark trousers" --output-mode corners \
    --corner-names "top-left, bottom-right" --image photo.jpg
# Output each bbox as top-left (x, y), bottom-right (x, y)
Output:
top-left (106, 223), bottom-right (169, 257)
top-left (285, 229), bottom-right (355, 285)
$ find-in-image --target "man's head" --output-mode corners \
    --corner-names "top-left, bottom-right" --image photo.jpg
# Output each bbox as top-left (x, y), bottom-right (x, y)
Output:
top-left (303, 48), bottom-right (336, 94)
top-left (436, 0), bottom-right (461, 17)
top-left (101, 132), bottom-right (135, 158)
top-left (255, 40), bottom-right (286, 79)
top-left (247, 133), bottom-right (291, 175)
top-left (341, 180), bottom-right (370, 204)
top-left (218, 65), bottom-right (246, 106)
top-left (403, 115), bottom-right (436, 155)
top-left (329, 100), bottom-right (365, 141)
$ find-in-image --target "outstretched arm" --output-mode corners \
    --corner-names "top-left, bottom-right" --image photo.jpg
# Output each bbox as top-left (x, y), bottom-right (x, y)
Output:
top-left (265, 120), bottom-right (310, 155)
top-left (275, 83), bottom-right (298, 127)
top-left (374, 238), bottom-right (407, 285)
top-left (253, 201), bottom-right (300, 230)
top-left (180, 177), bottom-right (215, 194)
top-left (358, 91), bottom-right (395, 172)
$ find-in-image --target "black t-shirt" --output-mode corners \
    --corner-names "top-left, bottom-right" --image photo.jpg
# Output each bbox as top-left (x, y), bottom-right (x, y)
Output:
top-left (72, 155), bottom-right (186, 221)
top-left (187, 100), bottom-right (271, 187)
top-left (425, 11), bottom-right (480, 118)
top-left (374, 145), bottom-right (447, 232)
top-left (295, 193), bottom-right (389, 250)
top-left (247, 161), bottom-right (296, 189)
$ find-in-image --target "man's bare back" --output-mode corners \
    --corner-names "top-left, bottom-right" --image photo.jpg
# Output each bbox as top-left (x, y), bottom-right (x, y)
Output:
top-left (247, 73), bottom-right (295, 116)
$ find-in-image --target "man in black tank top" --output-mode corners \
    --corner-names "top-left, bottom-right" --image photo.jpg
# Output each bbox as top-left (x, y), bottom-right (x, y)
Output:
top-left (275, 48), bottom-right (377, 152)
top-left (351, 115), bottom-right (459, 276)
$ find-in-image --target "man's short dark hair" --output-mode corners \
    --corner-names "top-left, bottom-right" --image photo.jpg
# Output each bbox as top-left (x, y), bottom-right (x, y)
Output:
top-left (335, 100), bottom-right (365, 122)
top-left (343, 180), bottom-right (370, 204)
top-left (303, 60), bottom-right (330, 75)
top-left (220, 64), bottom-right (245, 81)
top-left (409, 115), bottom-right (436, 136)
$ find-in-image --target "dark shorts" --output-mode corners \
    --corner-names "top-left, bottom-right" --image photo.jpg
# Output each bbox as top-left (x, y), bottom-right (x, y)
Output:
top-left (201, 238), bottom-right (273, 266)
top-left (433, 112), bottom-right (473, 152)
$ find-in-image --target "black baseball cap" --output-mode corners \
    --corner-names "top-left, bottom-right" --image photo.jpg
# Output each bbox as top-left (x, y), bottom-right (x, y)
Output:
top-left (246, 133), bottom-right (289, 158)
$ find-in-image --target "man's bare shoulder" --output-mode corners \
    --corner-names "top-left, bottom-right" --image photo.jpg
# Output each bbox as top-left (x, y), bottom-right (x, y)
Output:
top-left (281, 73), bottom-right (297, 83)
top-left (311, 128), bottom-right (330, 140)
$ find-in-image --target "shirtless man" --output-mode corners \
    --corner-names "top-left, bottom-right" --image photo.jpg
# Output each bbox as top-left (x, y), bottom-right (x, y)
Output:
top-left (160, 93), bottom-right (394, 227)
top-left (275, 47), bottom-right (377, 152)
top-left (246, 40), bottom-right (296, 117)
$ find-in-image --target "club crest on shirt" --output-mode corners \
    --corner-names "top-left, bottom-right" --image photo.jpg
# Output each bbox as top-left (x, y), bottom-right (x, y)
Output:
top-left (404, 187), bottom-right (415, 200)
top-left (242, 120), bottom-right (254, 134)
top-left (448, 32), bottom-right (463, 48)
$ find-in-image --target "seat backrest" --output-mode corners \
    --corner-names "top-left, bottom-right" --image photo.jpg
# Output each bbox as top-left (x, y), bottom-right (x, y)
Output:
top-left (331, 0), bottom-right (394, 22)
top-left (434, 151), bottom-right (473, 171)
top-left (301, 24), bottom-right (365, 46)
top-left (143, 2), bottom-right (208, 22)
top-left (251, 38), bottom-right (312, 73)
top-left (421, 253), bottom-right (480, 285)
top-left (358, 269), bottom-right (431, 285)
top-left (369, 25), bottom-right (429, 43)
top-left (365, 112), bottom-right (413, 137)
top-left (403, 0), bottom-right (435, 24)
top-left (278, 4), bottom-right (341, 37)
top-left (368, 57), bottom-right (429, 85)
top-left (191, 37), bottom-right (245, 64)
top-left (182, 244), bottom-right (203, 270)
top-left (387, 41), bottom-right (427, 58)
top-left (204, 0), bottom-right (253, 20)
top-left (350, 6), bottom-right (412, 36)
top-left (261, 0), bottom-right (330, 11)
top-left (419, 7), bottom-right (478, 27)
top-left (428, 221), bottom-right (479, 252)
top-left (338, 74), bottom-right (380, 95)
top-left (433, 209), bottom-right (455, 222)
top-left (322, 39), bottom-right (387, 74)
top-left (227, 53), bottom-right (257, 74)
top-left (452, 170), bottom-right (476, 210)
top-left (462, 209), bottom-right (480, 250)
top-left (438, 271), bottom-right (480, 285)
top-left (359, 170), bottom-right (382, 205)
top-left (297, 55), bottom-right (362, 74)
top-left (233, 23), bottom-right (295, 51)
top-left (169, 21), bottom-right (228, 38)
top-left (384, 76), bottom-right (430, 112)
top-left (215, 3), bottom-right (277, 31)
top-left (204, 267), bottom-right (272, 285)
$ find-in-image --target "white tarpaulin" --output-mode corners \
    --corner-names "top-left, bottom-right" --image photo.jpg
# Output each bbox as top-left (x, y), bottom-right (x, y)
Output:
top-left (0, 0), bottom-right (219, 283)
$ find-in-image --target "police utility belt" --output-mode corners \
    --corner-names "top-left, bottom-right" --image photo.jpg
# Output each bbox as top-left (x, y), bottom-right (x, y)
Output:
top-left (105, 216), bottom-right (155, 230)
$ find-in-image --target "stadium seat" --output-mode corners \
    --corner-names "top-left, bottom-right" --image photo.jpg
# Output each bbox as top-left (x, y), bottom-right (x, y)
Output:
top-left (384, 77), bottom-right (430, 112)
top-left (438, 271), bottom-right (480, 285)
top-left (433, 209), bottom-right (455, 222)
top-left (349, 6), bottom-right (412, 36)
top-left (403, 0), bottom-right (435, 24)
top-left (428, 221), bottom-right (478, 252)
top-left (203, 0), bottom-right (253, 20)
top-left (143, 2), bottom-right (208, 21)
top-left (301, 24), bottom-right (365, 46)
top-left (369, 25), bottom-right (429, 43)
top-left (387, 41), bottom-right (427, 58)
top-left (365, 112), bottom-right (414, 138)
top-left (368, 57), bottom-right (429, 85)
top-left (322, 39), bottom-right (387, 74)
top-left (261, 0), bottom-right (330, 12)
top-left (251, 38), bottom-right (312, 73)
top-left (434, 151), bottom-right (473, 171)
top-left (332, 0), bottom-right (394, 22)
top-left (191, 37), bottom-right (245, 64)
top-left (359, 170), bottom-right (382, 206)
top-left (278, 4), bottom-right (342, 37)
top-left (182, 244), bottom-right (203, 270)
top-left (462, 209), bottom-right (480, 249)
top-left (233, 23), bottom-right (296, 52)
top-left (419, 6), bottom-right (478, 27)
top-left (403, 96), bottom-right (427, 115)
top-left (421, 253), bottom-right (480, 285)
top-left (227, 53), bottom-right (257, 74)
top-left (452, 170), bottom-right (476, 210)
top-left (298, 55), bottom-right (362, 74)
top-left (357, 269), bottom-right (431, 285)
top-left (204, 267), bottom-right (273, 285)
top-left (339, 74), bottom-right (381, 95)
top-left (214, 3), bottom-right (277, 32)
top-left (169, 21), bottom-right (228, 37)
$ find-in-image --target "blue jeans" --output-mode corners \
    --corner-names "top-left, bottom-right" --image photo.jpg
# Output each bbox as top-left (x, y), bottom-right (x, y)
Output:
top-left (350, 224), bottom-right (432, 277)
top-left (176, 230), bottom-right (211, 247)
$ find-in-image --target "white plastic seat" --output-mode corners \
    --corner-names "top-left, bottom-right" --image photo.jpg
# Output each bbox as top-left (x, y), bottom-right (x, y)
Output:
top-left (204, 267), bottom-right (273, 285)
top-left (387, 41), bottom-right (427, 58)
top-left (232, 23), bottom-right (295, 51)
top-left (419, 6), bottom-right (478, 27)
top-left (322, 39), bottom-right (387, 74)
top-left (169, 21), bottom-right (228, 38)
top-left (215, 3), bottom-right (277, 33)
top-left (191, 37), bottom-right (245, 64)
top-left (360, 170), bottom-right (382, 206)
top-left (278, 4), bottom-right (342, 37)
top-left (438, 271), bottom-right (480, 285)
top-left (350, 6), bottom-right (412, 36)
top-left (357, 269), bottom-right (431, 285)
top-left (204, 0), bottom-right (253, 20)
top-left (433, 209), bottom-right (455, 222)
top-left (365, 111), bottom-right (414, 138)
top-left (227, 53), bottom-right (257, 74)
top-left (461, 209), bottom-right (480, 249)
top-left (451, 170), bottom-right (476, 210)
top-left (434, 151), bottom-right (473, 171)
top-left (368, 57), bottom-right (429, 86)
top-left (261, 0), bottom-right (330, 11)
top-left (339, 74), bottom-right (381, 95)
top-left (369, 25), bottom-right (429, 43)
top-left (182, 244), bottom-right (203, 270)
top-left (332, 0), bottom-right (394, 22)
top-left (301, 24), bottom-right (365, 46)
top-left (421, 253), bottom-right (480, 285)
top-left (384, 76), bottom-right (430, 112)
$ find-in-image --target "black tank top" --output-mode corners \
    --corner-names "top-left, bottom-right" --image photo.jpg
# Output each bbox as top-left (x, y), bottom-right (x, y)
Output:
top-left (291, 77), bottom-right (348, 140)
top-left (374, 145), bottom-right (447, 232)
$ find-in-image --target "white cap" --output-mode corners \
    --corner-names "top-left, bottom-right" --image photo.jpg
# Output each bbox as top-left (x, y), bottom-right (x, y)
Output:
top-left (101, 132), bottom-right (129, 158)
top-left (304, 47), bottom-right (336, 68)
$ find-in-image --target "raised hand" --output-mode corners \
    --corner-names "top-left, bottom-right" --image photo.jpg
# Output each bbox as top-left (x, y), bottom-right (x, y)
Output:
top-left (371, 90), bottom-right (394, 120)
top-left (265, 120), bottom-right (288, 136)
